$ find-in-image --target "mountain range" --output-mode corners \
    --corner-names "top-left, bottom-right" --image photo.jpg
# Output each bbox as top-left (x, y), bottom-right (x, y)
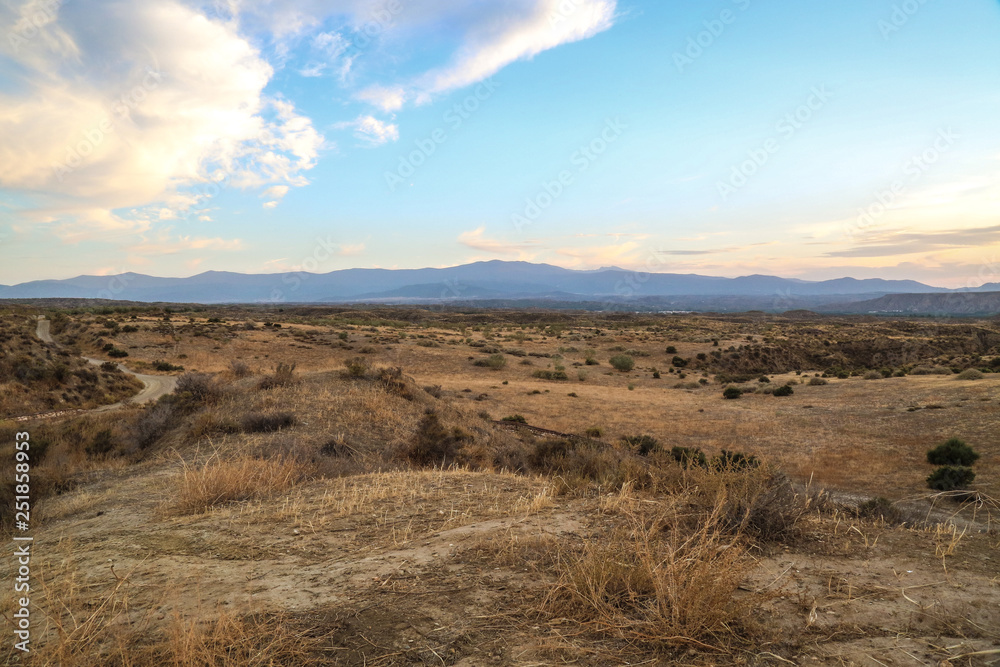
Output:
top-left (2, 261), bottom-right (998, 314)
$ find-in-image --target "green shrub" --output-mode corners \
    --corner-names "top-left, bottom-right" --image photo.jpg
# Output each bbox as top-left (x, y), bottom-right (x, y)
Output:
top-left (808, 377), bottom-right (827, 386)
top-left (669, 446), bottom-right (707, 469)
top-left (671, 356), bottom-right (687, 368)
top-left (926, 466), bottom-right (975, 491)
top-left (343, 357), bottom-right (369, 378)
top-left (406, 411), bottom-right (471, 467)
top-left (533, 370), bottom-right (568, 381)
top-left (107, 347), bottom-right (128, 358)
top-left (926, 438), bottom-right (980, 466)
top-left (712, 450), bottom-right (760, 471)
top-left (722, 387), bottom-right (742, 400)
top-left (622, 435), bottom-right (659, 456)
top-left (501, 414), bottom-right (527, 424)
top-left (473, 353), bottom-right (507, 370)
top-left (772, 385), bottom-right (794, 397)
top-left (584, 427), bottom-right (603, 438)
top-left (609, 354), bottom-right (635, 372)
top-left (665, 345), bottom-right (677, 354)
top-left (153, 360), bottom-right (184, 372)
top-left (956, 368), bottom-right (984, 380)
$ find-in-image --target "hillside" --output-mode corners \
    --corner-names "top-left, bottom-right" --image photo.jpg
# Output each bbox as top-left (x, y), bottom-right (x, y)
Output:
top-left (827, 291), bottom-right (1000, 316)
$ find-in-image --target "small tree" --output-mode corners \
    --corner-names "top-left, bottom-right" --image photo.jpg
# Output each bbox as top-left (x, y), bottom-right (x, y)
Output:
top-left (927, 438), bottom-right (980, 466)
top-left (927, 466), bottom-right (975, 491)
top-left (723, 387), bottom-right (743, 400)
top-left (773, 385), bottom-right (794, 397)
top-left (609, 354), bottom-right (635, 372)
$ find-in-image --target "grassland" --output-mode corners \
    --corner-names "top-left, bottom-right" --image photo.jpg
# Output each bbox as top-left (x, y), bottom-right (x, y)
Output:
top-left (1, 304), bottom-right (998, 665)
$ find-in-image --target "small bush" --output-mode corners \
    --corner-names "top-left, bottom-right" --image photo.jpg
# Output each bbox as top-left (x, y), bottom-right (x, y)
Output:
top-left (927, 438), bottom-right (980, 466)
top-left (533, 370), bottom-right (569, 381)
top-left (665, 345), bottom-right (677, 354)
top-left (501, 414), bottom-right (527, 424)
top-left (107, 347), bottom-right (128, 358)
top-left (670, 446), bottom-right (707, 469)
top-left (956, 368), bottom-right (984, 380)
top-left (473, 353), bottom-right (507, 370)
top-left (241, 412), bottom-right (296, 433)
top-left (927, 466), bottom-right (975, 491)
top-left (229, 359), bottom-right (251, 378)
top-left (100, 361), bottom-right (118, 372)
top-left (712, 450), bottom-right (760, 471)
top-left (772, 385), bottom-right (794, 397)
top-left (153, 360), bottom-right (184, 372)
top-left (671, 356), bottom-right (688, 368)
top-left (722, 387), bottom-right (743, 400)
top-left (176, 373), bottom-right (221, 405)
top-left (622, 435), bottom-right (659, 456)
top-left (808, 377), bottom-right (828, 386)
top-left (343, 357), bottom-right (369, 378)
top-left (863, 370), bottom-right (882, 380)
top-left (584, 427), bottom-right (603, 438)
top-left (406, 411), bottom-right (471, 467)
top-left (85, 429), bottom-right (117, 457)
top-left (609, 354), bottom-right (635, 372)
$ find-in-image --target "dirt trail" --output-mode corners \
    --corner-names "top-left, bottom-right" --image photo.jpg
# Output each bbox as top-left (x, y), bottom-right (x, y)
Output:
top-left (35, 316), bottom-right (177, 411)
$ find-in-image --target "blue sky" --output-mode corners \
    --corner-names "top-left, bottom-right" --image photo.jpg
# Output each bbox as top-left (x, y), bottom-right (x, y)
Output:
top-left (2, 0), bottom-right (999, 287)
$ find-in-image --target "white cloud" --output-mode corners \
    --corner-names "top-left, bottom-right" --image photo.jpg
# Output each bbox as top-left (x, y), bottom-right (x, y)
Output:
top-left (0, 0), bottom-right (325, 236)
top-left (336, 114), bottom-right (399, 146)
top-left (458, 226), bottom-right (538, 256)
top-left (338, 243), bottom-right (365, 256)
top-left (356, 85), bottom-right (406, 112)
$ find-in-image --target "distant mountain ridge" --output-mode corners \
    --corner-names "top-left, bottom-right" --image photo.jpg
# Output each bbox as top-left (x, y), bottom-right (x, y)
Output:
top-left (1, 260), bottom-right (994, 314)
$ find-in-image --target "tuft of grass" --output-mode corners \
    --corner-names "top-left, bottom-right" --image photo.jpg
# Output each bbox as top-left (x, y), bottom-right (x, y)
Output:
top-left (171, 455), bottom-right (307, 514)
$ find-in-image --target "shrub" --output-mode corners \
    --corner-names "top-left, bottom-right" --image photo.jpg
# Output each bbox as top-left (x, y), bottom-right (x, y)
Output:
top-left (622, 435), bottom-right (660, 456)
top-left (927, 438), bottom-right (980, 466)
top-left (473, 353), bottom-right (507, 370)
top-left (86, 429), bottom-right (117, 457)
top-left (240, 411), bottom-right (296, 433)
top-left (107, 347), bottom-right (128, 358)
top-left (343, 357), bottom-right (369, 378)
top-left (584, 427), bottom-right (603, 438)
top-left (927, 466), bottom-right (976, 491)
top-left (501, 414), bottom-right (527, 423)
top-left (229, 359), bottom-right (251, 378)
top-left (772, 385), bottom-right (794, 397)
top-left (406, 411), bottom-right (471, 467)
top-left (100, 361), bottom-right (118, 372)
top-left (670, 446), bottom-right (707, 469)
top-left (808, 377), bottom-right (828, 386)
top-left (533, 370), bottom-right (569, 381)
top-left (128, 401), bottom-right (175, 451)
top-left (956, 368), bottom-right (984, 380)
top-left (863, 370), bottom-right (882, 380)
top-left (609, 354), bottom-right (635, 372)
top-left (153, 360), bottom-right (184, 372)
top-left (665, 345), bottom-right (677, 354)
top-left (722, 387), bottom-right (743, 400)
top-left (176, 373), bottom-right (221, 405)
top-left (671, 356), bottom-right (688, 368)
top-left (712, 450), bottom-right (760, 471)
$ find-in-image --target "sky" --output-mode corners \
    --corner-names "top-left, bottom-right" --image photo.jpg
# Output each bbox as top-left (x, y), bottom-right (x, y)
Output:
top-left (1, 0), bottom-right (999, 288)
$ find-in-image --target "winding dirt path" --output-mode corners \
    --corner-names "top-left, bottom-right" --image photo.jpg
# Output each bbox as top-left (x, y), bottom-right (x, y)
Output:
top-left (35, 316), bottom-right (177, 412)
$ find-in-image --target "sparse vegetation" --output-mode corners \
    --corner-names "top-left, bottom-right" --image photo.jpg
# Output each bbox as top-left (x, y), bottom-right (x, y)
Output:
top-left (609, 354), bottom-right (635, 372)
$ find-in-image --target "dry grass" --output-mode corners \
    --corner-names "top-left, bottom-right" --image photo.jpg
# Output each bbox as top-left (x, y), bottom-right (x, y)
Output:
top-left (546, 489), bottom-right (765, 651)
top-left (169, 454), bottom-right (308, 515)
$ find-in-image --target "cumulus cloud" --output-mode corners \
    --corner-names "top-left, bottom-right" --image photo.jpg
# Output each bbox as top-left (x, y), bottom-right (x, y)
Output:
top-left (0, 0), bottom-right (325, 234)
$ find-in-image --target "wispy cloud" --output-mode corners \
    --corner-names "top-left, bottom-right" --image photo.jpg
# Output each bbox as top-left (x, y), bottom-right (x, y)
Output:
top-left (825, 224), bottom-right (1000, 258)
top-left (336, 115), bottom-right (399, 146)
top-left (458, 226), bottom-right (537, 256)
